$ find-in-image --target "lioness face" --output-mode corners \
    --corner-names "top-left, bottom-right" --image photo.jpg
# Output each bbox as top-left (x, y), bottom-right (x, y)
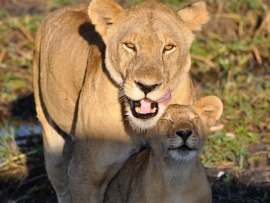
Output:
top-left (89, 0), bottom-right (209, 130)
top-left (156, 105), bottom-right (206, 162)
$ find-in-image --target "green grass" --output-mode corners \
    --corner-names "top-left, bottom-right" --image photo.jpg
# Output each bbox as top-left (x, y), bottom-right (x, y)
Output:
top-left (190, 0), bottom-right (270, 168)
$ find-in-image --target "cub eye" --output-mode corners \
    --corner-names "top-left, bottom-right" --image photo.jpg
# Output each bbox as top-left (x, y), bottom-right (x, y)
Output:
top-left (123, 43), bottom-right (136, 51)
top-left (159, 118), bottom-right (173, 125)
top-left (163, 44), bottom-right (176, 54)
top-left (190, 116), bottom-right (200, 122)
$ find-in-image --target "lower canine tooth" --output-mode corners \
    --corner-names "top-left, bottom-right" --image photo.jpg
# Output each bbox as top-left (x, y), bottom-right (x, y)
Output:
top-left (151, 108), bottom-right (157, 113)
top-left (135, 107), bottom-right (140, 113)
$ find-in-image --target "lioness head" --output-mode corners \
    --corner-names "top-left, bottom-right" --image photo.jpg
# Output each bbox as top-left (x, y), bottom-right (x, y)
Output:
top-left (152, 96), bottom-right (223, 162)
top-left (88, 0), bottom-right (209, 130)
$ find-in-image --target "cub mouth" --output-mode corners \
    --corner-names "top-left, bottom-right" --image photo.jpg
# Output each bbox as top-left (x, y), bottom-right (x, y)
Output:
top-left (129, 99), bottom-right (158, 119)
top-left (168, 145), bottom-right (197, 161)
top-left (170, 145), bottom-right (195, 152)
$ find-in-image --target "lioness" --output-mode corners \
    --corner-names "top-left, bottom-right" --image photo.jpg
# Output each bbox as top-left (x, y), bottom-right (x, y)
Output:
top-left (105, 96), bottom-right (223, 203)
top-left (33, 0), bottom-right (209, 202)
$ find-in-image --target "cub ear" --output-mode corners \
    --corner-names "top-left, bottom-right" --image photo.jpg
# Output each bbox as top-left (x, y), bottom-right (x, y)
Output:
top-left (193, 96), bottom-right (223, 129)
top-left (178, 1), bottom-right (209, 31)
top-left (88, 0), bottom-right (124, 41)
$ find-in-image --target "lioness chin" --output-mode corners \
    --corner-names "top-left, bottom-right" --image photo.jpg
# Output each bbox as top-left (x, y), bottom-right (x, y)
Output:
top-left (33, 0), bottom-right (209, 202)
top-left (105, 96), bottom-right (223, 203)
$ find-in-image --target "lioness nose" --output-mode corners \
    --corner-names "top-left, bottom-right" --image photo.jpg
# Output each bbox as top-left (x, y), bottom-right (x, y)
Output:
top-left (176, 130), bottom-right (193, 142)
top-left (135, 81), bottom-right (160, 95)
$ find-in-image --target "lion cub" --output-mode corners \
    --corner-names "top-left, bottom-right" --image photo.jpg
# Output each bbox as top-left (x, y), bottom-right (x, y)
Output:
top-left (104, 96), bottom-right (223, 203)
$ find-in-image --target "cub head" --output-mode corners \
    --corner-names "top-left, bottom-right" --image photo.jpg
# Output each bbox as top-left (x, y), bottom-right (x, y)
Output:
top-left (152, 96), bottom-right (223, 162)
top-left (88, 0), bottom-right (209, 130)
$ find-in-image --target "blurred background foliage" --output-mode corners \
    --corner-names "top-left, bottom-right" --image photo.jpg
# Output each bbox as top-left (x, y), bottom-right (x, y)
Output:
top-left (0, 0), bottom-right (269, 202)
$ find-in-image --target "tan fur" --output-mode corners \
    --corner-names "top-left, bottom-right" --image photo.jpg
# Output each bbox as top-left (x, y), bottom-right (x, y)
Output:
top-left (105, 96), bottom-right (223, 203)
top-left (32, 1), bottom-right (209, 202)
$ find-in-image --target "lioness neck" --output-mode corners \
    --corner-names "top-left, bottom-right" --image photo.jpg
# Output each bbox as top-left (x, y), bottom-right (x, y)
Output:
top-left (75, 44), bottom-right (131, 141)
top-left (170, 73), bottom-right (196, 105)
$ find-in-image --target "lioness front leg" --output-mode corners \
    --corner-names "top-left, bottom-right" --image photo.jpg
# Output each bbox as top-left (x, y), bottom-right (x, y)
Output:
top-left (68, 139), bottom-right (134, 203)
top-left (41, 118), bottom-right (73, 203)
top-left (68, 157), bottom-right (100, 203)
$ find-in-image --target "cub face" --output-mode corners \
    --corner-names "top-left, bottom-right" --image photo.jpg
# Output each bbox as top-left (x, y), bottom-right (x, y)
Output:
top-left (152, 96), bottom-right (223, 162)
top-left (88, 0), bottom-right (209, 130)
top-left (157, 105), bottom-right (206, 162)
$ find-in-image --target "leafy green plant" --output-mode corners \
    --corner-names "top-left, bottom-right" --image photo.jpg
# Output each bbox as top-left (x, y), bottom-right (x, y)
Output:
top-left (0, 123), bottom-right (27, 180)
top-left (49, 0), bottom-right (72, 9)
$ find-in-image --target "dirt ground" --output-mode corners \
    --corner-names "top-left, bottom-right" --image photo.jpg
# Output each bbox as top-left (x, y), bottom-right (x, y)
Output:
top-left (0, 0), bottom-right (269, 202)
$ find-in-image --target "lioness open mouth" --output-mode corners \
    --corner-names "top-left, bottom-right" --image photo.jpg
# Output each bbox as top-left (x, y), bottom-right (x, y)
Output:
top-left (128, 89), bottom-right (172, 120)
top-left (130, 99), bottom-right (158, 119)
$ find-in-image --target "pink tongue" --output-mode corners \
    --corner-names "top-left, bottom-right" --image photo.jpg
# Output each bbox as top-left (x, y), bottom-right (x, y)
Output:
top-left (140, 99), bottom-right (152, 114)
top-left (138, 89), bottom-right (172, 114)
top-left (157, 89), bottom-right (172, 104)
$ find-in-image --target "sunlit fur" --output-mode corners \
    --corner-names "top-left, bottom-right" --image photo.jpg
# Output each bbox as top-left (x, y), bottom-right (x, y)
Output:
top-left (33, 0), bottom-right (209, 202)
top-left (90, 0), bottom-right (209, 130)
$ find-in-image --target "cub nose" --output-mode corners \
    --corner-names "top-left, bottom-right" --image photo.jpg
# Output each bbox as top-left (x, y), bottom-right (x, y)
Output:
top-left (175, 130), bottom-right (193, 142)
top-left (135, 81), bottom-right (160, 95)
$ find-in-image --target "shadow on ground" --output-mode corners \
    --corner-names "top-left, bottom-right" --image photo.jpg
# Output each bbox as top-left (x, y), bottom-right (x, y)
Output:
top-left (0, 94), bottom-right (268, 202)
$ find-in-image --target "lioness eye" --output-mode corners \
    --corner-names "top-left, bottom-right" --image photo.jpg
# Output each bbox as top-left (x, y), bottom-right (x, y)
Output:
top-left (123, 43), bottom-right (136, 51)
top-left (163, 44), bottom-right (176, 54)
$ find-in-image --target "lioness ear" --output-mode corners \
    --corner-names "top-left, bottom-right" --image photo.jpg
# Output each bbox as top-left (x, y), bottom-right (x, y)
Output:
top-left (193, 96), bottom-right (223, 129)
top-left (178, 1), bottom-right (209, 31)
top-left (88, 0), bottom-right (124, 41)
